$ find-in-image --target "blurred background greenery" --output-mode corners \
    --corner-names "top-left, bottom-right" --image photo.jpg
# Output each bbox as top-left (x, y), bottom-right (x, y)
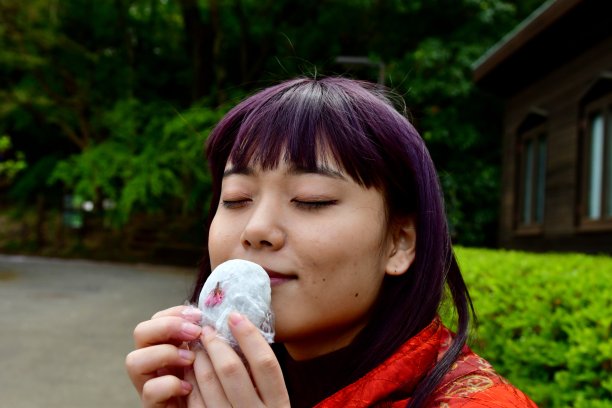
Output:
top-left (0, 0), bottom-right (546, 264)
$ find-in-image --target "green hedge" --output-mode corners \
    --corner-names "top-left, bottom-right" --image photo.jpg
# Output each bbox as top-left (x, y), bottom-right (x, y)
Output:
top-left (451, 247), bottom-right (612, 407)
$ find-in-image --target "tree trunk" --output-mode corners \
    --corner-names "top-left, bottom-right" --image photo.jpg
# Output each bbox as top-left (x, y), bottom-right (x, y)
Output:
top-left (115, 0), bottom-right (135, 98)
top-left (210, 0), bottom-right (226, 103)
top-left (178, 0), bottom-right (215, 101)
top-left (35, 193), bottom-right (46, 248)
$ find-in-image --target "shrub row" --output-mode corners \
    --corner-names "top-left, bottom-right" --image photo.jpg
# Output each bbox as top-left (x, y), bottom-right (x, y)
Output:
top-left (451, 247), bottom-right (612, 407)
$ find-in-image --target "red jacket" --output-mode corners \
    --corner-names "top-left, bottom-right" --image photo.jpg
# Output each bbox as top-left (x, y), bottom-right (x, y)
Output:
top-left (315, 319), bottom-right (537, 407)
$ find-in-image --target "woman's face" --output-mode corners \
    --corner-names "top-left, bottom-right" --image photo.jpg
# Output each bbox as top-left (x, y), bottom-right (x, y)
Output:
top-left (208, 158), bottom-right (405, 360)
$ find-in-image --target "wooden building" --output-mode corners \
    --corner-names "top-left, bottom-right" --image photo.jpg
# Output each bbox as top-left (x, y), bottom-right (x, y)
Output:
top-left (473, 0), bottom-right (612, 254)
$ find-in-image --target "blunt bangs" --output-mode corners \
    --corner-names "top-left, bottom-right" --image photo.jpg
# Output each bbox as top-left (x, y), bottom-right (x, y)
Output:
top-left (208, 78), bottom-right (412, 192)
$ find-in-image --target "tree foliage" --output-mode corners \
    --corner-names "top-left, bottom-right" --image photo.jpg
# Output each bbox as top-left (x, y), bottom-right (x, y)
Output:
top-left (50, 100), bottom-right (225, 225)
top-left (0, 135), bottom-right (26, 186)
top-left (0, 0), bottom-right (547, 246)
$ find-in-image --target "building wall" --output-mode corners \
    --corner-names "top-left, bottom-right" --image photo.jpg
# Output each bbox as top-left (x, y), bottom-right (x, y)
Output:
top-left (499, 35), bottom-right (612, 253)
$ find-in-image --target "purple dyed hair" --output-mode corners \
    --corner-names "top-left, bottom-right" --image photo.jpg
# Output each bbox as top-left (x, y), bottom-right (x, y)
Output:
top-left (190, 77), bottom-right (473, 407)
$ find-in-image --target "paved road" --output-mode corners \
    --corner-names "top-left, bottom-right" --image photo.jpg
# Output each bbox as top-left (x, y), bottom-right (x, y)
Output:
top-left (0, 254), bottom-right (196, 408)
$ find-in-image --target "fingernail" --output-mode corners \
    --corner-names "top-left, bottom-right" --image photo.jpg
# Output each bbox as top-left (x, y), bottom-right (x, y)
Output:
top-left (181, 306), bottom-right (203, 323)
top-left (181, 323), bottom-right (201, 337)
top-left (229, 312), bottom-right (245, 327)
top-left (202, 325), bottom-right (216, 340)
top-left (181, 380), bottom-right (193, 393)
top-left (178, 349), bottom-right (195, 361)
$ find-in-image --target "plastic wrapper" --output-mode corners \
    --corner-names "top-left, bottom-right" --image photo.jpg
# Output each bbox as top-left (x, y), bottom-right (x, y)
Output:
top-left (196, 259), bottom-right (274, 349)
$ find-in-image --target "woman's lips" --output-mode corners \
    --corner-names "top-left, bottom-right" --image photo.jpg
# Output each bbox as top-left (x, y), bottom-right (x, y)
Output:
top-left (265, 269), bottom-right (296, 286)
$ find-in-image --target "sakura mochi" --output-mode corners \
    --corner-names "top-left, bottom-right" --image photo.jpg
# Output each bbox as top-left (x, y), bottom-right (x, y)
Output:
top-left (197, 259), bottom-right (274, 348)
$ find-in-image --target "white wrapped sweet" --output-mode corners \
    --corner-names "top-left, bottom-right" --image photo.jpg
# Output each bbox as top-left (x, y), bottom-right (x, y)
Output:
top-left (197, 259), bottom-right (274, 348)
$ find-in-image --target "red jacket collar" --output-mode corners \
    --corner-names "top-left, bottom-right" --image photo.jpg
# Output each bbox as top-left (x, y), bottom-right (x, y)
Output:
top-left (315, 318), bottom-right (444, 407)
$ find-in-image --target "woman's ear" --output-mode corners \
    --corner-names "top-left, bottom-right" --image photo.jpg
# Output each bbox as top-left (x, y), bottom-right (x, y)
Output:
top-left (385, 216), bottom-right (416, 276)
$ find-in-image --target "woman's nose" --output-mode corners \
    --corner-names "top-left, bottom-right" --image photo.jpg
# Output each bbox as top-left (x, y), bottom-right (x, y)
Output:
top-left (240, 202), bottom-right (286, 250)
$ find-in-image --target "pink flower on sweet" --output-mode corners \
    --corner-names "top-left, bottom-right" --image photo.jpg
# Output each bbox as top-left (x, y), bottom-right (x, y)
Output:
top-left (205, 281), bottom-right (224, 307)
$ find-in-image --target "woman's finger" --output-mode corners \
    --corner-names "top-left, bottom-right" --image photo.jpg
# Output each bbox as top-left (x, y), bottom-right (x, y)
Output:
top-left (184, 365), bottom-right (207, 407)
top-left (192, 341), bottom-right (232, 408)
top-left (141, 374), bottom-right (192, 408)
top-left (200, 326), bottom-right (262, 407)
top-left (126, 344), bottom-right (196, 393)
top-left (134, 316), bottom-right (202, 348)
top-left (229, 313), bottom-right (290, 407)
top-left (152, 305), bottom-right (202, 322)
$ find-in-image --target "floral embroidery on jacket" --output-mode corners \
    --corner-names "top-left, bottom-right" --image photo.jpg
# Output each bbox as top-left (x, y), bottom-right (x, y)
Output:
top-left (441, 374), bottom-right (495, 397)
top-left (315, 318), bottom-right (537, 408)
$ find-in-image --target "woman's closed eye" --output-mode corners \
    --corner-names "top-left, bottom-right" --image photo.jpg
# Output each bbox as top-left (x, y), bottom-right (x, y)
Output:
top-left (221, 197), bottom-right (338, 210)
top-left (292, 199), bottom-right (338, 210)
top-left (221, 198), bottom-right (251, 209)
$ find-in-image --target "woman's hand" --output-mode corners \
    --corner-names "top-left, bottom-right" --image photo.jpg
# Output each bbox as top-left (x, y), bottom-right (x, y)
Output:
top-left (186, 312), bottom-right (290, 408)
top-left (125, 305), bottom-right (203, 407)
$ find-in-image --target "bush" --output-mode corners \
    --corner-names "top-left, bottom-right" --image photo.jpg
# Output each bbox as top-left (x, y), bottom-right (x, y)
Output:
top-left (452, 247), bottom-right (612, 407)
top-left (50, 100), bottom-right (227, 226)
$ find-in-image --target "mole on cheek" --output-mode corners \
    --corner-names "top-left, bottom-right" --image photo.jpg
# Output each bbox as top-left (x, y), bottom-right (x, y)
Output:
top-left (354, 292), bottom-right (359, 297)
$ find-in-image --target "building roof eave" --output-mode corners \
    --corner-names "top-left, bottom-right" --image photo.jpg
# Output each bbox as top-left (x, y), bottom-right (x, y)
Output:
top-left (472, 0), bottom-right (584, 84)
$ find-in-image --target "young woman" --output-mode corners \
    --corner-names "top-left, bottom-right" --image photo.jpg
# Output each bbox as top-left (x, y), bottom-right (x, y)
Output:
top-left (126, 77), bottom-right (537, 407)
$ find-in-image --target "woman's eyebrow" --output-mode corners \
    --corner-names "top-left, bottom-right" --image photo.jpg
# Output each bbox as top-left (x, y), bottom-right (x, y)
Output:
top-left (222, 164), bottom-right (347, 180)
top-left (288, 165), bottom-right (347, 180)
top-left (223, 167), bottom-right (253, 177)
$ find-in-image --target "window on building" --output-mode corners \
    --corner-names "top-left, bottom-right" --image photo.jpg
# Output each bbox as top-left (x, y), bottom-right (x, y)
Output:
top-left (582, 96), bottom-right (612, 225)
top-left (517, 125), bottom-right (547, 230)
